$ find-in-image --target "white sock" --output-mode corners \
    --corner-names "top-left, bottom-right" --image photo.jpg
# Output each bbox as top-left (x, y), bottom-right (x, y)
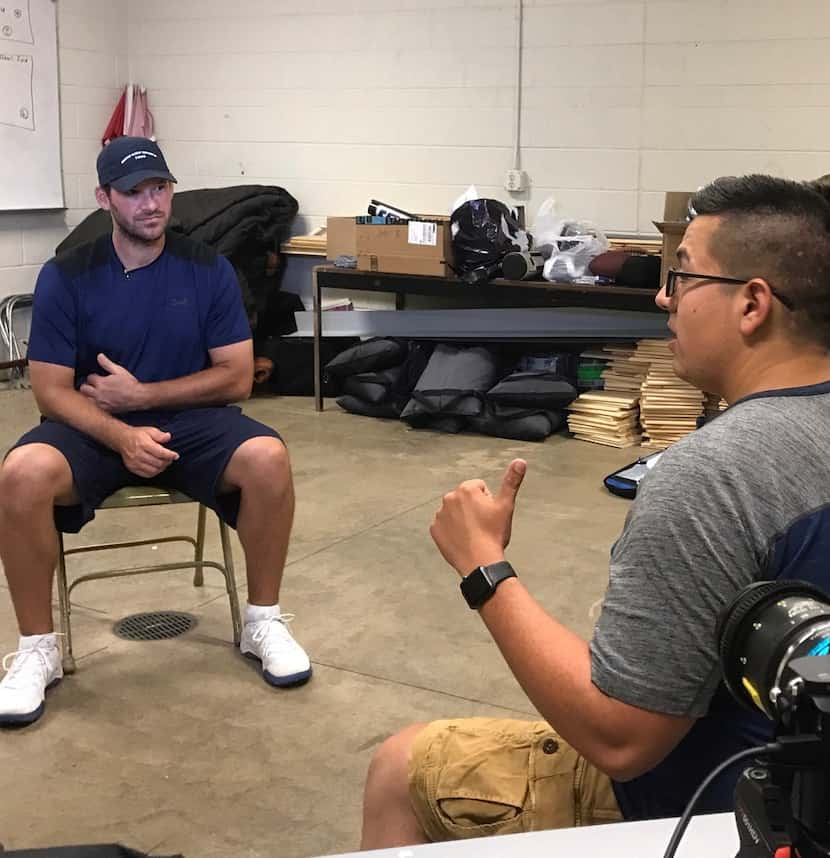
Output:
top-left (19, 632), bottom-right (58, 650)
top-left (245, 603), bottom-right (280, 624)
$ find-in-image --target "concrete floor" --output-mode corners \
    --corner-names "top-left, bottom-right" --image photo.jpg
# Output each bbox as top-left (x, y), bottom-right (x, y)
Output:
top-left (0, 388), bottom-right (638, 857)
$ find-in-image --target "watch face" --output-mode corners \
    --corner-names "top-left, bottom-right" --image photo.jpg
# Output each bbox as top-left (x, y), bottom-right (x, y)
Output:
top-left (460, 563), bottom-right (516, 609)
top-left (461, 566), bottom-right (492, 608)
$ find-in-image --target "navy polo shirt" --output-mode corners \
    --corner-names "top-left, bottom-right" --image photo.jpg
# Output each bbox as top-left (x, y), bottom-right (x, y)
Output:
top-left (27, 232), bottom-right (251, 394)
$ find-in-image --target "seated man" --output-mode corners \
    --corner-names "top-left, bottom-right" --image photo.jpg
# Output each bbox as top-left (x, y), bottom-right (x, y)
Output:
top-left (0, 136), bottom-right (311, 727)
top-left (361, 174), bottom-right (830, 846)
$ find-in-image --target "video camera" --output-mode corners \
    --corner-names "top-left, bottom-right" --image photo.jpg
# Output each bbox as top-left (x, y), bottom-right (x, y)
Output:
top-left (717, 580), bottom-right (830, 857)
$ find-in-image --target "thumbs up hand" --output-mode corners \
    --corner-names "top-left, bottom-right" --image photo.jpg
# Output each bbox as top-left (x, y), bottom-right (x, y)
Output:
top-left (429, 459), bottom-right (527, 576)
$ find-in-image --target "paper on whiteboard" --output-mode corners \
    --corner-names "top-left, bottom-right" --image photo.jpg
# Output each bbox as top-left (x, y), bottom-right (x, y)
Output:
top-left (0, 52), bottom-right (34, 130)
top-left (1, 2), bottom-right (33, 44)
top-left (0, 0), bottom-right (63, 210)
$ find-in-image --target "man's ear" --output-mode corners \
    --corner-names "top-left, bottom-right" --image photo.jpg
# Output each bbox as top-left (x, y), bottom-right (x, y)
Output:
top-left (94, 185), bottom-right (111, 211)
top-left (738, 278), bottom-right (775, 337)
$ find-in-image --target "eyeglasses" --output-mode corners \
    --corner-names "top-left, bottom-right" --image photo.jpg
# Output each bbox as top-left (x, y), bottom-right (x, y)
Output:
top-left (665, 269), bottom-right (795, 311)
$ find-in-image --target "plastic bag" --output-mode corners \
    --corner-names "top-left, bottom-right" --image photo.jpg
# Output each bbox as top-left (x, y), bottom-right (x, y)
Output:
top-left (529, 197), bottom-right (608, 282)
top-left (542, 221), bottom-right (609, 283)
top-left (530, 197), bottom-right (565, 257)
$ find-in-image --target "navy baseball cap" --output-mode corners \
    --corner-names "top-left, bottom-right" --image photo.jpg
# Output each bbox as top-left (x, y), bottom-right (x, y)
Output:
top-left (96, 136), bottom-right (177, 192)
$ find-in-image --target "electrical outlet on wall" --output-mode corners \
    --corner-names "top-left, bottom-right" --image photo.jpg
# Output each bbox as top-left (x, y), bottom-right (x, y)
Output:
top-left (504, 169), bottom-right (528, 192)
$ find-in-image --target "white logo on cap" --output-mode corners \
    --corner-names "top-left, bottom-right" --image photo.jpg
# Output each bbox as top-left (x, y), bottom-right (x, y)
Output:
top-left (120, 150), bottom-right (159, 164)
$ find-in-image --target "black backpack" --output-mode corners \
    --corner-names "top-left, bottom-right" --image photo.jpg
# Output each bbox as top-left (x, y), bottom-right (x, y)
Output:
top-left (450, 198), bottom-right (526, 284)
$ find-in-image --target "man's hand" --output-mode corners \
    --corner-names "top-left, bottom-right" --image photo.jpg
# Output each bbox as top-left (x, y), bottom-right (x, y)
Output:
top-left (253, 356), bottom-right (274, 385)
top-left (118, 426), bottom-right (179, 478)
top-left (80, 353), bottom-right (146, 413)
top-left (430, 458), bottom-right (527, 576)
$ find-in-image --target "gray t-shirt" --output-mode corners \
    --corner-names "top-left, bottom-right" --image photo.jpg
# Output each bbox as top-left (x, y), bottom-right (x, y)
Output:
top-left (589, 380), bottom-right (830, 817)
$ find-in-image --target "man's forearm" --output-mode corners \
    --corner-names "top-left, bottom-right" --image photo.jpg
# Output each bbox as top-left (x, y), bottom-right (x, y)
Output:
top-left (36, 387), bottom-right (128, 452)
top-left (480, 580), bottom-right (620, 754)
top-left (478, 578), bottom-right (681, 779)
top-left (137, 365), bottom-right (251, 411)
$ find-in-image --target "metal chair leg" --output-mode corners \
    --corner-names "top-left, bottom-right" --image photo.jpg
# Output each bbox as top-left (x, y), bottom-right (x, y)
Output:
top-left (193, 504), bottom-right (206, 587)
top-left (218, 516), bottom-right (242, 645)
top-left (55, 532), bottom-right (77, 675)
top-left (55, 495), bottom-right (242, 670)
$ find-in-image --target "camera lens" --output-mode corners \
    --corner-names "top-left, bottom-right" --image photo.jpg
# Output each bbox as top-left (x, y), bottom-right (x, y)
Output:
top-left (717, 580), bottom-right (830, 719)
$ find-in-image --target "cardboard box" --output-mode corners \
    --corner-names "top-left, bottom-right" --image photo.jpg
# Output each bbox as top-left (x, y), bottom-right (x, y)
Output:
top-left (663, 191), bottom-right (694, 222)
top-left (326, 216), bottom-right (453, 277)
top-left (653, 221), bottom-right (687, 289)
top-left (653, 191), bottom-right (694, 287)
top-left (326, 217), bottom-right (358, 260)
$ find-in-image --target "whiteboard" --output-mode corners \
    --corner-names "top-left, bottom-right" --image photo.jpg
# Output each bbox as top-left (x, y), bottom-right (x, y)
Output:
top-left (0, 0), bottom-right (63, 210)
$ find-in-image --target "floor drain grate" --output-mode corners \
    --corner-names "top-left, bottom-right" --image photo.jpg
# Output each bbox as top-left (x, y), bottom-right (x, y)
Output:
top-left (113, 611), bottom-right (197, 641)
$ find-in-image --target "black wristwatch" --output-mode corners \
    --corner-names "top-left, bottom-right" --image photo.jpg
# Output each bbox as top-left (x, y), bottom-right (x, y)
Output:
top-left (460, 561), bottom-right (517, 609)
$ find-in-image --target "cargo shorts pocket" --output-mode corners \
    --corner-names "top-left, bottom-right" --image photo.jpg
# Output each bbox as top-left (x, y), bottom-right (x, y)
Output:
top-left (413, 719), bottom-right (584, 840)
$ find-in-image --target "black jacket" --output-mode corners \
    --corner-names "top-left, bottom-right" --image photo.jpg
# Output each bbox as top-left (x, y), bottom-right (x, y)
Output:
top-left (56, 185), bottom-right (299, 319)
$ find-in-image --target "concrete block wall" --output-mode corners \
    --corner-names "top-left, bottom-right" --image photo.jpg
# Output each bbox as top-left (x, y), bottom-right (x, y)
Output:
top-left (639, 0), bottom-right (830, 230)
top-left (130, 0), bottom-right (830, 239)
top-left (4, 0), bottom-right (830, 313)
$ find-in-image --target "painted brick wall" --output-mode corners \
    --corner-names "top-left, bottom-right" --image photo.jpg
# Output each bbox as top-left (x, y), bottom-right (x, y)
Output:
top-left (129, 0), bottom-right (830, 238)
top-left (4, 0), bottom-right (830, 312)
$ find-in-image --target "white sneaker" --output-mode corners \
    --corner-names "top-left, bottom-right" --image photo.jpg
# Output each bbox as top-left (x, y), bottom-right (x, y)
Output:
top-left (0, 636), bottom-right (63, 726)
top-left (240, 615), bottom-right (312, 687)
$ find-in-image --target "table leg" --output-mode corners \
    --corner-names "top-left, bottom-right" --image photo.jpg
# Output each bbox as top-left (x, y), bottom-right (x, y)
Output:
top-left (313, 268), bottom-right (323, 411)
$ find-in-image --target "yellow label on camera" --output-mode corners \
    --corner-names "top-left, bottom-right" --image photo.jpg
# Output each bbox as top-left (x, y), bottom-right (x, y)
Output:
top-left (742, 677), bottom-right (764, 712)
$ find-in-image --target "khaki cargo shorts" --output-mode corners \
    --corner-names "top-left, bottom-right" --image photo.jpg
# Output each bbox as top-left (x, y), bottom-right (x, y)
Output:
top-left (408, 717), bottom-right (622, 842)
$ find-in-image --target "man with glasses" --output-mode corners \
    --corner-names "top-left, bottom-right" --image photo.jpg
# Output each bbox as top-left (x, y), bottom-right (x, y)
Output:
top-left (360, 174), bottom-right (830, 847)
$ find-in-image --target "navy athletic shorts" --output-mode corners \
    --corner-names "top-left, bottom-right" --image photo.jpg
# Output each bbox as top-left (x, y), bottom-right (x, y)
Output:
top-left (12, 406), bottom-right (283, 533)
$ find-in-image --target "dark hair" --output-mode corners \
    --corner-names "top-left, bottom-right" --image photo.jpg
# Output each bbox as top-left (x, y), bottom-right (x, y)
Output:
top-left (690, 174), bottom-right (830, 347)
top-left (810, 174), bottom-right (830, 192)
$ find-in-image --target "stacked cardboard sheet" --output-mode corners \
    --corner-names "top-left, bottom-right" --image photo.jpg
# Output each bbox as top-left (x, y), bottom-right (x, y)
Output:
top-left (566, 390), bottom-right (642, 448)
top-left (281, 229), bottom-right (327, 254)
top-left (600, 344), bottom-right (649, 395)
top-left (607, 237), bottom-right (662, 256)
top-left (635, 339), bottom-right (705, 448)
